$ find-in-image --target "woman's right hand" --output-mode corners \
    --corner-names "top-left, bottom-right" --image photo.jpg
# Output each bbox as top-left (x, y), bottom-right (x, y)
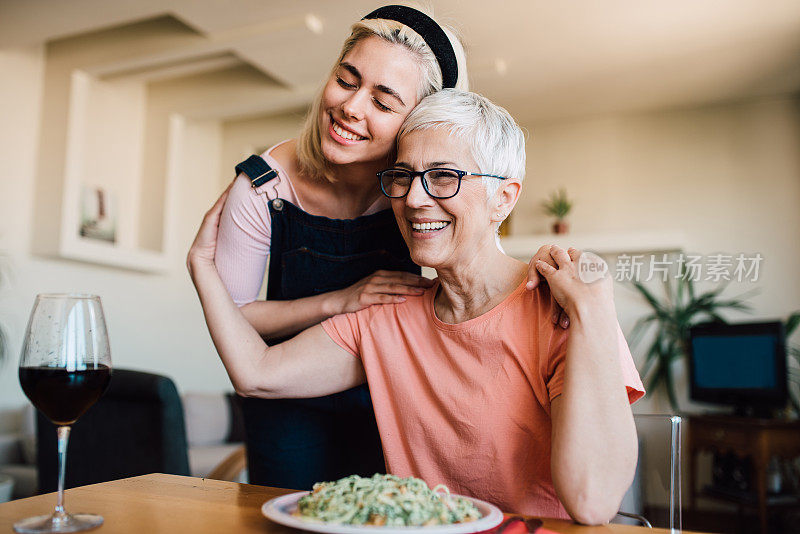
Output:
top-left (328, 270), bottom-right (435, 315)
top-left (187, 183), bottom-right (232, 277)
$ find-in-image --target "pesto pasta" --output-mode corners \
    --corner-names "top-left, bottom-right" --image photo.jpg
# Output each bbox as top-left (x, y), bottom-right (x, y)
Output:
top-left (295, 474), bottom-right (482, 526)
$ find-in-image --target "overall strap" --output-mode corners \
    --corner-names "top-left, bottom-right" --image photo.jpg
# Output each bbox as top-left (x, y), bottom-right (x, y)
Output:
top-left (235, 155), bottom-right (279, 188)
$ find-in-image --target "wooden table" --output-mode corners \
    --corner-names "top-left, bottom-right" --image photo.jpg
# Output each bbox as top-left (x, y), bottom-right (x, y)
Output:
top-left (0, 474), bottom-right (693, 534)
top-left (688, 415), bottom-right (800, 534)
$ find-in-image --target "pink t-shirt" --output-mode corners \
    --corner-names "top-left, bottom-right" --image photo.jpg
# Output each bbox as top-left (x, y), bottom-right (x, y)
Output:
top-left (215, 141), bottom-right (389, 306)
top-left (321, 280), bottom-right (644, 519)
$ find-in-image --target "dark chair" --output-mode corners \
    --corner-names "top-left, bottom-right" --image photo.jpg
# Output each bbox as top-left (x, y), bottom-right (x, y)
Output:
top-left (36, 369), bottom-right (190, 493)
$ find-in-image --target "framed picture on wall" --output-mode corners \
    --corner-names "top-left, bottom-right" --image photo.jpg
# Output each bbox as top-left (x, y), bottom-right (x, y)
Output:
top-left (79, 185), bottom-right (117, 244)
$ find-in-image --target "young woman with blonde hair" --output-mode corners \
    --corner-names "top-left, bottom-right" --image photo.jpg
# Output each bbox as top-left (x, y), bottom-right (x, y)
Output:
top-left (212, 5), bottom-right (558, 489)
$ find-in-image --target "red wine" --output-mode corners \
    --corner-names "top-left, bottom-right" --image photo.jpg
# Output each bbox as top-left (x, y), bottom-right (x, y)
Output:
top-left (19, 364), bottom-right (111, 425)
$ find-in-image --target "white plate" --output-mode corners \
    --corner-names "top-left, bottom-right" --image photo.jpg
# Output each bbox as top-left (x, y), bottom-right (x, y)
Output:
top-left (261, 491), bottom-right (503, 534)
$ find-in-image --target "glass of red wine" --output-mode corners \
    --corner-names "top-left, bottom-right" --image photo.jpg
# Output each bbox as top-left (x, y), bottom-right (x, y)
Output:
top-left (15, 294), bottom-right (112, 533)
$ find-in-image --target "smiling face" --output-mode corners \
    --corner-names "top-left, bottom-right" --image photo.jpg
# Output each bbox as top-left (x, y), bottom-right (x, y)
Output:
top-left (318, 35), bottom-right (423, 167)
top-left (392, 128), bottom-right (503, 270)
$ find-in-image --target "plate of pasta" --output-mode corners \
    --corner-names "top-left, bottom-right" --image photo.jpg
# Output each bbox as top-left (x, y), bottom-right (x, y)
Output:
top-left (261, 474), bottom-right (503, 534)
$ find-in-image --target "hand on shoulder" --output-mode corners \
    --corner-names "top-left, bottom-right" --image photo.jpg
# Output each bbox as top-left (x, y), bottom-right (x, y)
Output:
top-left (325, 270), bottom-right (435, 316)
top-left (527, 244), bottom-right (570, 329)
top-left (534, 246), bottom-right (615, 323)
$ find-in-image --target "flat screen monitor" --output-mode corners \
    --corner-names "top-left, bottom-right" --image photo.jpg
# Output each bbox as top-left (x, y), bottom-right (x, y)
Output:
top-left (688, 321), bottom-right (787, 415)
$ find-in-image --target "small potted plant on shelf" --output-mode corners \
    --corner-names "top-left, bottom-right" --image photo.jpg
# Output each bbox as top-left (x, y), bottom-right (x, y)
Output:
top-left (541, 188), bottom-right (572, 234)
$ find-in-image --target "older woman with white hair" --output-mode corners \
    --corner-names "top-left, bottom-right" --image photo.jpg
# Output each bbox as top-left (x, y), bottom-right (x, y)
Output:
top-left (213, 4), bottom-right (564, 491)
top-left (188, 89), bottom-right (644, 524)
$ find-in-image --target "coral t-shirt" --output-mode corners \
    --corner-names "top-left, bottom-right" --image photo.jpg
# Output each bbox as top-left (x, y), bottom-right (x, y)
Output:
top-left (321, 279), bottom-right (644, 519)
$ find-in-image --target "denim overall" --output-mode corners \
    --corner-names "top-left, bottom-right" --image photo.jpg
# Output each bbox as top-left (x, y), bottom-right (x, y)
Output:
top-left (234, 155), bottom-right (419, 489)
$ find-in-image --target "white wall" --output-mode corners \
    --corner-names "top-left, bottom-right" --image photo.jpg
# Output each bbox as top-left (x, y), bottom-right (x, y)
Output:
top-left (0, 45), bottom-right (232, 410)
top-left (220, 110), bottom-right (306, 177)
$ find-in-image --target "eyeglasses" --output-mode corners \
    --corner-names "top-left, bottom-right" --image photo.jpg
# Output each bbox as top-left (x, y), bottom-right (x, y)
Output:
top-left (378, 168), bottom-right (508, 200)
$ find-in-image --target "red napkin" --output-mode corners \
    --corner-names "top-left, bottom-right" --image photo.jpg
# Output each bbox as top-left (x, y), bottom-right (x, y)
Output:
top-left (478, 514), bottom-right (560, 534)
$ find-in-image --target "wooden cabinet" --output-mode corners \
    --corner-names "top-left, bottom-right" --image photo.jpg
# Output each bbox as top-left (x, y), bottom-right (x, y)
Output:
top-left (688, 415), bottom-right (800, 534)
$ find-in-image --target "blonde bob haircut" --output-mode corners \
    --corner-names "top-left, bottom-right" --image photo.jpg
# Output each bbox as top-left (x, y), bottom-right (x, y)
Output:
top-left (296, 11), bottom-right (468, 182)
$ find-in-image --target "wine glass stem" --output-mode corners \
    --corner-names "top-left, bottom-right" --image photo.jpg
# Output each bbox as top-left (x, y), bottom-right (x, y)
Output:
top-left (55, 425), bottom-right (71, 515)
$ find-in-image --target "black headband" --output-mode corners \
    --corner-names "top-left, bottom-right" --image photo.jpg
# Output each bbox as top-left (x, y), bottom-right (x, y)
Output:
top-left (362, 5), bottom-right (458, 89)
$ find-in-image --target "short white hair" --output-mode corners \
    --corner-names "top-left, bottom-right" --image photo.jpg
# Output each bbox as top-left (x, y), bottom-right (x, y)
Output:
top-left (397, 89), bottom-right (526, 198)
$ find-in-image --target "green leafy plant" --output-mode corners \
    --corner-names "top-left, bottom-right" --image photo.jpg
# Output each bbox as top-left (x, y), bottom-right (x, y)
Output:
top-left (786, 312), bottom-right (800, 415)
top-left (541, 188), bottom-right (572, 221)
top-left (630, 275), bottom-right (752, 413)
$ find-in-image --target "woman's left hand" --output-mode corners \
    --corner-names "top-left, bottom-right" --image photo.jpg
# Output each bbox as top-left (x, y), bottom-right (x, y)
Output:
top-left (534, 245), bottom-right (615, 321)
top-left (187, 184), bottom-right (232, 276)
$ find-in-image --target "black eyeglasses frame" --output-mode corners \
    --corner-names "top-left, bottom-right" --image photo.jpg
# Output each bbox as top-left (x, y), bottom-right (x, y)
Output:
top-left (377, 167), bottom-right (508, 200)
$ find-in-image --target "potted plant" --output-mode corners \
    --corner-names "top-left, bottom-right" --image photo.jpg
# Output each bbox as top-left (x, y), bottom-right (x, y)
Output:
top-left (541, 188), bottom-right (572, 234)
top-left (630, 274), bottom-right (752, 413)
